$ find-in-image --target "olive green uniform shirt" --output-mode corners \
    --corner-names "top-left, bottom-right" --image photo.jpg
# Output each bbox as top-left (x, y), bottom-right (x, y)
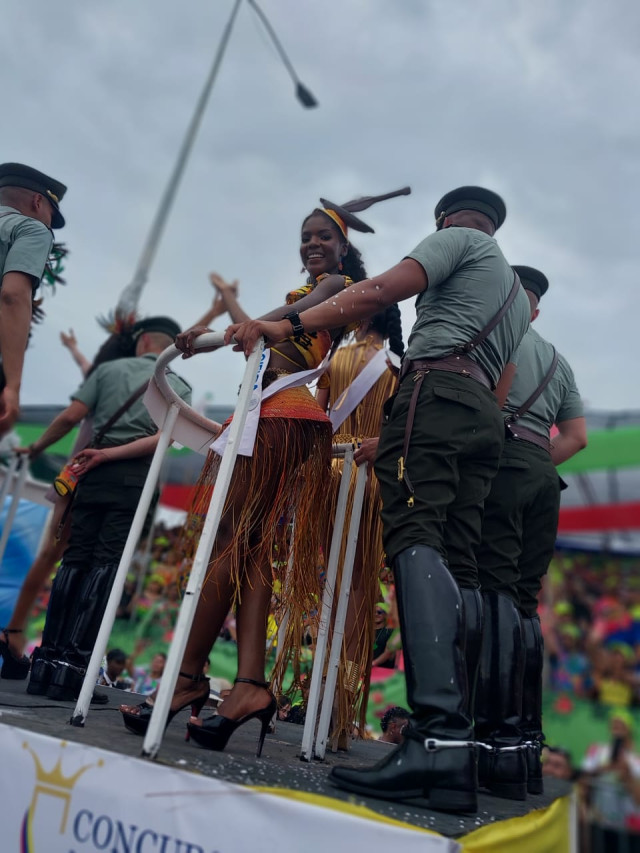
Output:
top-left (0, 205), bottom-right (52, 291)
top-left (504, 327), bottom-right (583, 438)
top-left (73, 353), bottom-right (191, 446)
top-left (405, 227), bottom-right (530, 388)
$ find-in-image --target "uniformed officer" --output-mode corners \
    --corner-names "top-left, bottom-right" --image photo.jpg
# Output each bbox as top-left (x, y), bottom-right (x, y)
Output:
top-left (0, 163), bottom-right (67, 434)
top-left (25, 316), bottom-right (191, 702)
top-left (474, 266), bottom-right (586, 800)
top-left (226, 187), bottom-right (531, 813)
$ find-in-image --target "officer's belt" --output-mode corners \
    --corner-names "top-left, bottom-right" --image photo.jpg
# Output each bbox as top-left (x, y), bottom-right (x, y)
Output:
top-left (505, 423), bottom-right (551, 452)
top-left (399, 354), bottom-right (492, 389)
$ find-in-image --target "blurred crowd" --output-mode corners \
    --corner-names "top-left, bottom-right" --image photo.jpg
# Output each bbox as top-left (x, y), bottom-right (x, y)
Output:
top-left (539, 549), bottom-right (640, 849)
top-left (543, 550), bottom-right (640, 709)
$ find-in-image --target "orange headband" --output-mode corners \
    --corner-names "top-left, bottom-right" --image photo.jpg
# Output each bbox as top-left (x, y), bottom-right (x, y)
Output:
top-left (321, 208), bottom-right (348, 239)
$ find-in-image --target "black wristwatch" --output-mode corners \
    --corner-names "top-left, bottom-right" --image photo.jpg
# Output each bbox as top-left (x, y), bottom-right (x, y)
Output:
top-left (283, 310), bottom-right (305, 337)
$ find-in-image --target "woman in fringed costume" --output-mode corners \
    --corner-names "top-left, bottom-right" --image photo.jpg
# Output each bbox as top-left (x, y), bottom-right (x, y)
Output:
top-left (316, 305), bottom-right (404, 750)
top-left (119, 198), bottom-right (382, 754)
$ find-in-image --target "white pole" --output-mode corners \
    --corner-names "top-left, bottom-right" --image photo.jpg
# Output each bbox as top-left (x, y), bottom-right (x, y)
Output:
top-left (300, 444), bottom-right (354, 762)
top-left (116, 0), bottom-right (243, 317)
top-left (0, 453), bottom-right (19, 511)
top-left (0, 456), bottom-right (28, 566)
top-left (70, 403), bottom-right (181, 726)
top-left (314, 461), bottom-right (367, 760)
top-left (141, 340), bottom-right (264, 759)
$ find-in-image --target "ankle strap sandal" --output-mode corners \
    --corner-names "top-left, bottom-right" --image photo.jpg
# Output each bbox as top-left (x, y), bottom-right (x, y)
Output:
top-left (179, 670), bottom-right (209, 683)
top-left (234, 677), bottom-right (270, 688)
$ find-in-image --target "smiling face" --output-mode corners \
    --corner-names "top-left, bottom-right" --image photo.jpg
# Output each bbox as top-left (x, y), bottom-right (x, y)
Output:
top-left (300, 212), bottom-right (347, 278)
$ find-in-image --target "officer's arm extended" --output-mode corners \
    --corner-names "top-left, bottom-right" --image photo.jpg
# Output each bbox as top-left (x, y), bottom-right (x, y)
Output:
top-left (71, 434), bottom-right (162, 476)
top-left (26, 400), bottom-right (90, 457)
top-left (0, 271), bottom-right (34, 434)
top-left (226, 259), bottom-right (428, 355)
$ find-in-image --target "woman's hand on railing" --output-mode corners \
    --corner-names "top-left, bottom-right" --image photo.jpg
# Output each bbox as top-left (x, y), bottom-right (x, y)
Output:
top-left (225, 319), bottom-right (288, 356)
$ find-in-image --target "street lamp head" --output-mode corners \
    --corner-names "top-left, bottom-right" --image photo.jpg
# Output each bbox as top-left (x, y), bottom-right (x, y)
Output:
top-left (296, 82), bottom-right (318, 109)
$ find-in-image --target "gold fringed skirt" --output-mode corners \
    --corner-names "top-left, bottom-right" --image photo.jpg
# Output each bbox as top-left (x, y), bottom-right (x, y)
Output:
top-left (177, 383), bottom-right (332, 684)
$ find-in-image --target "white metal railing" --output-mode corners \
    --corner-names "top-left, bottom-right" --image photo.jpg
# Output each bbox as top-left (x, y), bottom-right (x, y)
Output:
top-left (300, 444), bottom-right (366, 761)
top-left (70, 332), bottom-right (367, 765)
top-left (0, 455), bottom-right (29, 565)
top-left (70, 333), bottom-right (263, 736)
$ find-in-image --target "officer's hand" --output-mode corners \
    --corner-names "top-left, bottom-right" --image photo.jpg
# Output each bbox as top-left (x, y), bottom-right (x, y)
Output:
top-left (15, 444), bottom-right (37, 458)
top-left (354, 437), bottom-right (379, 467)
top-left (71, 448), bottom-right (108, 476)
top-left (175, 326), bottom-right (220, 359)
top-left (0, 388), bottom-right (20, 438)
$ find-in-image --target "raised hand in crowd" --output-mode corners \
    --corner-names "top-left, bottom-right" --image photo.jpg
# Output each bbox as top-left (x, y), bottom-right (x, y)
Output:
top-left (60, 328), bottom-right (92, 377)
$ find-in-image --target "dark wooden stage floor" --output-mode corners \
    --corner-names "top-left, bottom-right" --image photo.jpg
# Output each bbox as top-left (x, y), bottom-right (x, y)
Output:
top-left (0, 678), bottom-right (569, 839)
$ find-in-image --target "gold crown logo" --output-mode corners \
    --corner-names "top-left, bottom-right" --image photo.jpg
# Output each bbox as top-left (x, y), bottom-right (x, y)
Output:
top-left (23, 740), bottom-right (103, 834)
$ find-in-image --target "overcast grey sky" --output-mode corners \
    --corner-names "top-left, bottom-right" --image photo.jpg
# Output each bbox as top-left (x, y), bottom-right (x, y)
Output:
top-left (2, 0), bottom-right (637, 412)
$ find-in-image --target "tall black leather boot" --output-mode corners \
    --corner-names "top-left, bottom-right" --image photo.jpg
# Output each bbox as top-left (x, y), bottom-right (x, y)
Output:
top-left (521, 614), bottom-right (544, 795)
top-left (26, 562), bottom-right (86, 695)
top-left (475, 591), bottom-right (527, 801)
top-left (460, 587), bottom-right (483, 724)
top-left (329, 545), bottom-right (477, 813)
top-left (47, 563), bottom-right (116, 703)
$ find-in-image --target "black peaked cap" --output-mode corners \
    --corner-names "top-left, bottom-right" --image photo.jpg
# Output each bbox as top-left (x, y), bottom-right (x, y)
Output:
top-left (0, 162), bottom-right (67, 229)
top-left (512, 265), bottom-right (549, 300)
top-left (132, 316), bottom-right (182, 340)
top-left (434, 185), bottom-right (506, 230)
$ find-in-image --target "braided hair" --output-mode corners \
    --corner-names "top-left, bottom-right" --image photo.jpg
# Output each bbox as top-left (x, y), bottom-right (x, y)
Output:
top-left (341, 242), bottom-right (367, 284)
top-left (367, 304), bottom-right (405, 358)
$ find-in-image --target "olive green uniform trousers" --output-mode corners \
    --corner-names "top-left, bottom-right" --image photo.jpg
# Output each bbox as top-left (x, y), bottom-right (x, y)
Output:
top-left (476, 438), bottom-right (561, 617)
top-left (374, 370), bottom-right (504, 588)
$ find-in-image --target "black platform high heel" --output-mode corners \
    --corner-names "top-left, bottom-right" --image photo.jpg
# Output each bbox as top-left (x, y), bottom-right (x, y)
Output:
top-left (120, 671), bottom-right (209, 737)
top-left (0, 629), bottom-right (31, 680)
top-left (187, 677), bottom-right (277, 758)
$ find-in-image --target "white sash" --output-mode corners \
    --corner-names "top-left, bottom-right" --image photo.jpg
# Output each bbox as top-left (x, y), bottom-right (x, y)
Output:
top-left (329, 348), bottom-right (390, 433)
top-left (211, 350), bottom-right (332, 457)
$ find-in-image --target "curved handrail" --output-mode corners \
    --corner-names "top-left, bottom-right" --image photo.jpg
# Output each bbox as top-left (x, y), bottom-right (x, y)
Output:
top-left (72, 336), bottom-right (264, 731)
top-left (152, 332), bottom-right (227, 435)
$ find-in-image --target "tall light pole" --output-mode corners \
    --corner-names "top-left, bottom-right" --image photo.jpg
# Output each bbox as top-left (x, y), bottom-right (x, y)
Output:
top-left (116, 0), bottom-right (318, 319)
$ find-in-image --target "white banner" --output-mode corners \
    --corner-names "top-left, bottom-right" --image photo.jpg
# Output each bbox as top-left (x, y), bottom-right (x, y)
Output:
top-left (0, 724), bottom-right (459, 853)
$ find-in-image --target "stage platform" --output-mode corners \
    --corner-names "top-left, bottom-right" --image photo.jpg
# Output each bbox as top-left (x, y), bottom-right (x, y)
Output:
top-left (0, 679), bottom-right (574, 852)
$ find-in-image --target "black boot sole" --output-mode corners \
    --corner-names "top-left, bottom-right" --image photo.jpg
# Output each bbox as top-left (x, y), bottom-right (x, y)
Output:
top-left (328, 774), bottom-right (477, 814)
top-left (483, 779), bottom-right (527, 801)
top-left (527, 778), bottom-right (544, 795)
top-left (26, 680), bottom-right (50, 695)
top-left (46, 683), bottom-right (76, 702)
top-left (46, 683), bottom-right (109, 705)
top-left (327, 774), bottom-right (422, 802)
top-left (425, 786), bottom-right (478, 814)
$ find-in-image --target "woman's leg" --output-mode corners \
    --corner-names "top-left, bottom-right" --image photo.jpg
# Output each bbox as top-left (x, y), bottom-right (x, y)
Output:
top-left (217, 549), bottom-right (274, 720)
top-left (3, 498), bottom-right (70, 655)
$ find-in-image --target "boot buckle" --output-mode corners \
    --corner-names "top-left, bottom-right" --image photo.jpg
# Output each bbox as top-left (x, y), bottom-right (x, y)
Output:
top-left (424, 738), bottom-right (475, 752)
top-left (54, 660), bottom-right (86, 676)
